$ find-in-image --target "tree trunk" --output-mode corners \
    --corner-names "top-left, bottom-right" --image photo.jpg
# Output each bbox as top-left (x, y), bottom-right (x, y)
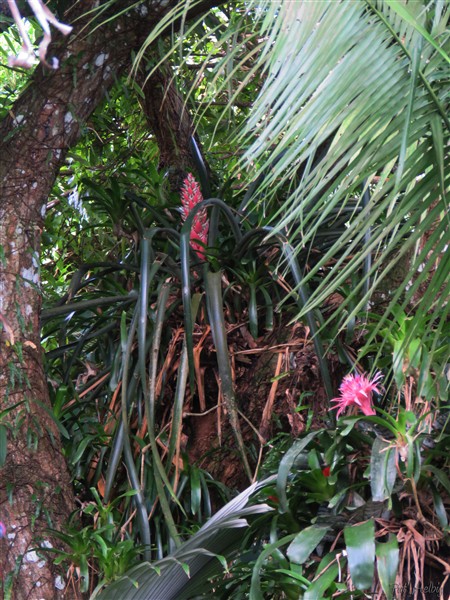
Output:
top-left (138, 62), bottom-right (211, 192)
top-left (0, 2), bottom-right (219, 597)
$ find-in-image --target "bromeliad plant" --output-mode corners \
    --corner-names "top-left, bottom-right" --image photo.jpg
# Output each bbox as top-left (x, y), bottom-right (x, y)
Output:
top-left (42, 162), bottom-right (341, 592)
top-left (331, 371), bottom-right (383, 417)
top-left (97, 375), bottom-right (449, 599)
top-left (177, 171), bottom-right (338, 481)
top-left (180, 173), bottom-right (209, 260)
top-left (192, 389), bottom-right (449, 600)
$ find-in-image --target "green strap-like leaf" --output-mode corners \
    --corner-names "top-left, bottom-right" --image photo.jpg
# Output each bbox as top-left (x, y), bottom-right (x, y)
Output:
top-left (376, 535), bottom-right (399, 600)
top-left (204, 268), bottom-right (252, 481)
top-left (145, 284), bottom-right (183, 546)
top-left (180, 197), bottom-right (242, 392)
top-left (384, 0), bottom-right (450, 64)
top-left (305, 553), bottom-right (342, 599)
top-left (250, 533), bottom-right (298, 600)
top-left (370, 437), bottom-right (397, 501)
top-left (119, 308), bottom-right (151, 560)
top-left (344, 518), bottom-right (375, 590)
top-left (276, 431), bottom-right (319, 514)
top-left (286, 525), bottom-right (329, 565)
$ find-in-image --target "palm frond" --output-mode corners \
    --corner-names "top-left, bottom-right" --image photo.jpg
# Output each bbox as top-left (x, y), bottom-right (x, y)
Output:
top-left (231, 0), bottom-right (449, 363)
top-left (94, 477), bottom-right (274, 599)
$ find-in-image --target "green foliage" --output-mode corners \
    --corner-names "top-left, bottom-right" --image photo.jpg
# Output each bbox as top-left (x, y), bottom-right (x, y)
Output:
top-left (47, 489), bottom-right (143, 594)
top-left (376, 536), bottom-right (400, 600)
top-left (361, 305), bottom-right (449, 401)
top-left (195, 398), bottom-right (449, 599)
top-left (0, 18), bottom-right (34, 116)
top-left (344, 520), bottom-right (375, 590)
top-left (14, 0), bottom-right (447, 596)
top-left (232, 1), bottom-right (449, 332)
top-left (94, 479), bottom-right (274, 599)
top-left (42, 145), bottom-right (328, 591)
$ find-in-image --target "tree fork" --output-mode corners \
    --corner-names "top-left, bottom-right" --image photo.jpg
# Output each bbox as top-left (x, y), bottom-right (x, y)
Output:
top-left (138, 60), bottom-right (212, 192)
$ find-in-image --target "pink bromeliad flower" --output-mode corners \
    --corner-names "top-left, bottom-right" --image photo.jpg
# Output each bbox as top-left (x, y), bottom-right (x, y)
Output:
top-left (180, 173), bottom-right (209, 260)
top-left (331, 371), bottom-right (383, 418)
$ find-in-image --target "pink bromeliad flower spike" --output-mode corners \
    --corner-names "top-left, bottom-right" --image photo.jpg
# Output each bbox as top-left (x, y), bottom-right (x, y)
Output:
top-left (180, 173), bottom-right (209, 261)
top-left (331, 371), bottom-right (383, 418)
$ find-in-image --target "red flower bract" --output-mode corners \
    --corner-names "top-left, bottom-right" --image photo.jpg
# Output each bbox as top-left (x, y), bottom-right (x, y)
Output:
top-left (331, 371), bottom-right (383, 418)
top-left (180, 173), bottom-right (209, 260)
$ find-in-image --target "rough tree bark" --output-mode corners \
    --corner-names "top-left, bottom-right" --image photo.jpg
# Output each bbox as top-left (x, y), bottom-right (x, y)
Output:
top-left (0, 2), bottom-right (218, 598)
top-left (138, 63), bottom-right (204, 191)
